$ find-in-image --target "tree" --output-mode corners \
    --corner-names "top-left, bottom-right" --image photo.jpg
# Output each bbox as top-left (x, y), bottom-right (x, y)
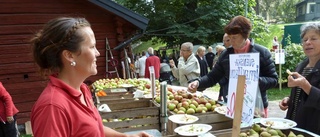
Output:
top-left (254, 0), bottom-right (299, 23)
top-left (114, 0), bottom-right (269, 48)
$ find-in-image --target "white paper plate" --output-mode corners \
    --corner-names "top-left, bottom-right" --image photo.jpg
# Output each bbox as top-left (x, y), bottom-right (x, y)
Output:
top-left (214, 106), bottom-right (227, 115)
top-left (168, 114), bottom-right (199, 124)
top-left (174, 124), bottom-right (212, 136)
top-left (260, 118), bottom-right (297, 130)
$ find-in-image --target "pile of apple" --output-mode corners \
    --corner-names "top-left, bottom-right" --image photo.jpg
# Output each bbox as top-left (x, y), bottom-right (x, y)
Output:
top-left (92, 78), bottom-right (160, 92)
top-left (155, 86), bottom-right (221, 114)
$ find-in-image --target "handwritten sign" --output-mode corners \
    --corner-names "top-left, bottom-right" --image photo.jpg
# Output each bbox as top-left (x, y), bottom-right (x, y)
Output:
top-left (226, 53), bottom-right (260, 125)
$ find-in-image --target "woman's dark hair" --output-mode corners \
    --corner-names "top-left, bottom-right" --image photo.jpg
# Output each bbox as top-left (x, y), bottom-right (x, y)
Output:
top-left (224, 16), bottom-right (252, 39)
top-left (31, 17), bottom-right (91, 76)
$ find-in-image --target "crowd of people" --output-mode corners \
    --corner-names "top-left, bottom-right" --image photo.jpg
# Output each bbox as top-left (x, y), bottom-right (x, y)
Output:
top-left (1, 15), bottom-right (320, 136)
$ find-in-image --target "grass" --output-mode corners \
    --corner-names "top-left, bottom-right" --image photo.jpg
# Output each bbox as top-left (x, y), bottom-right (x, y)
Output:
top-left (267, 87), bottom-right (291, 101)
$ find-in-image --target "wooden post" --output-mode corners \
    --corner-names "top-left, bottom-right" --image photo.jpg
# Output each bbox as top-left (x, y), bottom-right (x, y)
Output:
top-left (231, 75), bottom-right (246, 137)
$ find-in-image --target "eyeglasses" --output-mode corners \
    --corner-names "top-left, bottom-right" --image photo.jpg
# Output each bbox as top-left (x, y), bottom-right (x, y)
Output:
top-left (180, 49), bottom-right (190, 52)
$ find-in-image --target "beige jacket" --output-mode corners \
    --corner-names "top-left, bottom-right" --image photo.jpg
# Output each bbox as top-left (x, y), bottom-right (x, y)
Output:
top-left (171, 54), bottom-right (200, 87)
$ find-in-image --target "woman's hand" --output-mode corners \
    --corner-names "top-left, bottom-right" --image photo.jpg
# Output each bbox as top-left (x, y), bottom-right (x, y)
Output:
top-left (169, 59), bottom-right (175, 68)
top-left (188, 81), bottom-right (199, 93)
top-left (287, 72), bottom-right (311, 94)
top-left (6, 116), bottom-right (14, 123)
top-left (279, 97), bottom-right (289, 111)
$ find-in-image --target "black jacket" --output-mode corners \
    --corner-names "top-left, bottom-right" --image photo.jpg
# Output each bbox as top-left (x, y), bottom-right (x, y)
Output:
top-left (197, 41), bottom-right (278, 108)
top-left (286, 59), bottom-right (320, 134)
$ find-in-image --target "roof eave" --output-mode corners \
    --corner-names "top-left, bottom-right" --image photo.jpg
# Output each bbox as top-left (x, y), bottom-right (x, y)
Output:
top-left (88, 0), bottom-right (149, 31)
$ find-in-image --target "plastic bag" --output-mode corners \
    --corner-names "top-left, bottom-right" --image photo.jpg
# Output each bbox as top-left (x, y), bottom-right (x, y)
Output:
top-left (254, 88), bottom-right (266, 118)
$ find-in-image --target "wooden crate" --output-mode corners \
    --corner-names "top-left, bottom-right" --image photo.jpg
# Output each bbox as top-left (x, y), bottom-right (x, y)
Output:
top-left (167, 111), bottom-right (233, 135)
top-left (99, 99), bottom-right (160, 132)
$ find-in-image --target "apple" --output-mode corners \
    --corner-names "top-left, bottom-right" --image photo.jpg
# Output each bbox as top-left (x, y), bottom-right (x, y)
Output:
top-left (186, 108), bottom-right (195, 114)
top-left (167, 86), bottom-right (173, 92)
top-left (145, 84), bottom-right (151, 89)
top-left (168, 103), bottom-right (176, 111)
top-left (176, 103), bottom-right (182, 109)
top-left (196, 107), bottom-right (203, 113)
top-left (155, 96), bottom-right (160, 103)
top-left (189, 104), bottom-right (196, 111)
top-left (191, 100), bottom-right (199, 107)
top-left (177, 110), bottom-right (185, 114)
top-left (208, 100), bottom-right (216, 105)
top-left (171, 100), bottom-right (179, 105)
top-left (182, 101), bottom-right (189, 109)
top-left (205, 103), bottom-right (212, 110)
top-left (179, 107), bottom-right (186, 112)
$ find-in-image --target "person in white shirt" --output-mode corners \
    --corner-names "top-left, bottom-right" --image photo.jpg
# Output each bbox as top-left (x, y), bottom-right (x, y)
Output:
top-left (169, 42), bottom-right (200, 87)
top-left (138, 51), bottom-right (147, 78)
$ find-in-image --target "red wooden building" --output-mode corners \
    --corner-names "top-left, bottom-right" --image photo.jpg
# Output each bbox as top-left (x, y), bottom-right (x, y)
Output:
top-left (0, 0), bottom-right (148, 124)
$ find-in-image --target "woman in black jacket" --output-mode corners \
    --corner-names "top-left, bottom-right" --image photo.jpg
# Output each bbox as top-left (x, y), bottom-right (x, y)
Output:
top-left (188, 15), bottom-right (278, 117)
top-left (279, 22), bottom-right (320, 135)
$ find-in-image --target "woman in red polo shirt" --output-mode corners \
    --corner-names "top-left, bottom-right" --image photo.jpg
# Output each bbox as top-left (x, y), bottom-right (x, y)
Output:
top-left (30, 17), bottom-right (150, 137)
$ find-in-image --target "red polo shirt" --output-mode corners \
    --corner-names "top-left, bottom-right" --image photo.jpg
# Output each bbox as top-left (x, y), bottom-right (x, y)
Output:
top-left (31, 75), bottom-right (104, 137)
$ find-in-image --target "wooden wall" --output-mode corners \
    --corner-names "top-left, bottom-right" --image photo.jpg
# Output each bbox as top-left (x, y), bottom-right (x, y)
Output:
top-left (0, 0), bottom-right (138, 124)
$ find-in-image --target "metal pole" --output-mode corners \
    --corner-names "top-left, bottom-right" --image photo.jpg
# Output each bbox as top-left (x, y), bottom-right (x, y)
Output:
top-left (160, 81), bottom-right (168, 135)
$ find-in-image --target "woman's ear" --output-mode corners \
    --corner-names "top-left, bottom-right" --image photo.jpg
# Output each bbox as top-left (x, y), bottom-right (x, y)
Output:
top-left (61, 50), bottom-right (74, 62)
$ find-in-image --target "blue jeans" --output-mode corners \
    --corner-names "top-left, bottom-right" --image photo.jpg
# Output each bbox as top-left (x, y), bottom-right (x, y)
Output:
top-left (0, 115), bottom-right (18, 137)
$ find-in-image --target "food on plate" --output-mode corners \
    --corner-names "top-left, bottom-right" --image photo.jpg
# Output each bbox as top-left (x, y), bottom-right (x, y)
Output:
top-left (174, 124), bottom-right (212, 136)
top-left (168, 114), bottom-right (199, 124)
top-left (260, 118), bottom-right (297, 130)
top-left (214, 106), bottom-right (227, 115)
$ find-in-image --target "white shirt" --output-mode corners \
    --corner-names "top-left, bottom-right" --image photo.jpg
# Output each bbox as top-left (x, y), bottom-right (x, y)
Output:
top-left (138, 56), bottom-right (147, 77)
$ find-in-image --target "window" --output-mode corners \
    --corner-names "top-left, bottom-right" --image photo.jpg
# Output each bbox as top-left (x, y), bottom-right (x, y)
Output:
top-left (298, 6), bottom-right (303, 15)
top-left (309, 4), bottom-right (315, 13)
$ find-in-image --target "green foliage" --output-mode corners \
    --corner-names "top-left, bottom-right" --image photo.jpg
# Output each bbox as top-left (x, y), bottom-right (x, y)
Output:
top-left (132, 37), bottom-right (166, 54)
top-left (254, 24), bottom-right (284, 49)
top-left (273, 0), bottom-right (299, 23)
top-left (275, 36), bottom-right (305, 83)
top-left (114, 0), bottom-right (269, 48)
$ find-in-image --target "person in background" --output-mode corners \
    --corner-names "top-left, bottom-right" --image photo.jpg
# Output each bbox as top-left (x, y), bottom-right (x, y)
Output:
top-left (215, 33), bottom-right (232, 101)
top-left (213, 45), bottom-right (227, 101)
top-left (205, 46), bottom-right (215, 70)
top-left (195, 46), bottom-right (208, 77)
top-left (30, 17), bottom-right (150, 137)
top-left (169, 42), bottom-right (200, 87)
top-left (223, 33), bottom-right (232, 48)
top-left (160, 50), bottom-right (169, 63)
top-left (145, 47), bottom-right (160, 79)
top-left (272, 36), bottom-right (279, 50)
top-left (279, 22), bottom-right (320, 134)
top-left (134, 55), bottom-right (140, 78)
top-left (138, 51), bottom-right (147, 78)
top-left (0, 82), bottom-right (19, 137)
top-left (188, 16), bottom-right (278, 117)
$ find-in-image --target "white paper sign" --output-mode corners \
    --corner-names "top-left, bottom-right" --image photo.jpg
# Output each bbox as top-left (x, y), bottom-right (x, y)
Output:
top-left (226, 53), bottom-right (260, 125)
top-left (275, 49), bottom-right (285, 64)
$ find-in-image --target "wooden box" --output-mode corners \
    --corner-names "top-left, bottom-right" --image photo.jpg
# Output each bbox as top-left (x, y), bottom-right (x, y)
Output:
top-left (167, 111), bottom-right (233, 135)
top-left (99, 98), bottom-right (160, 132)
